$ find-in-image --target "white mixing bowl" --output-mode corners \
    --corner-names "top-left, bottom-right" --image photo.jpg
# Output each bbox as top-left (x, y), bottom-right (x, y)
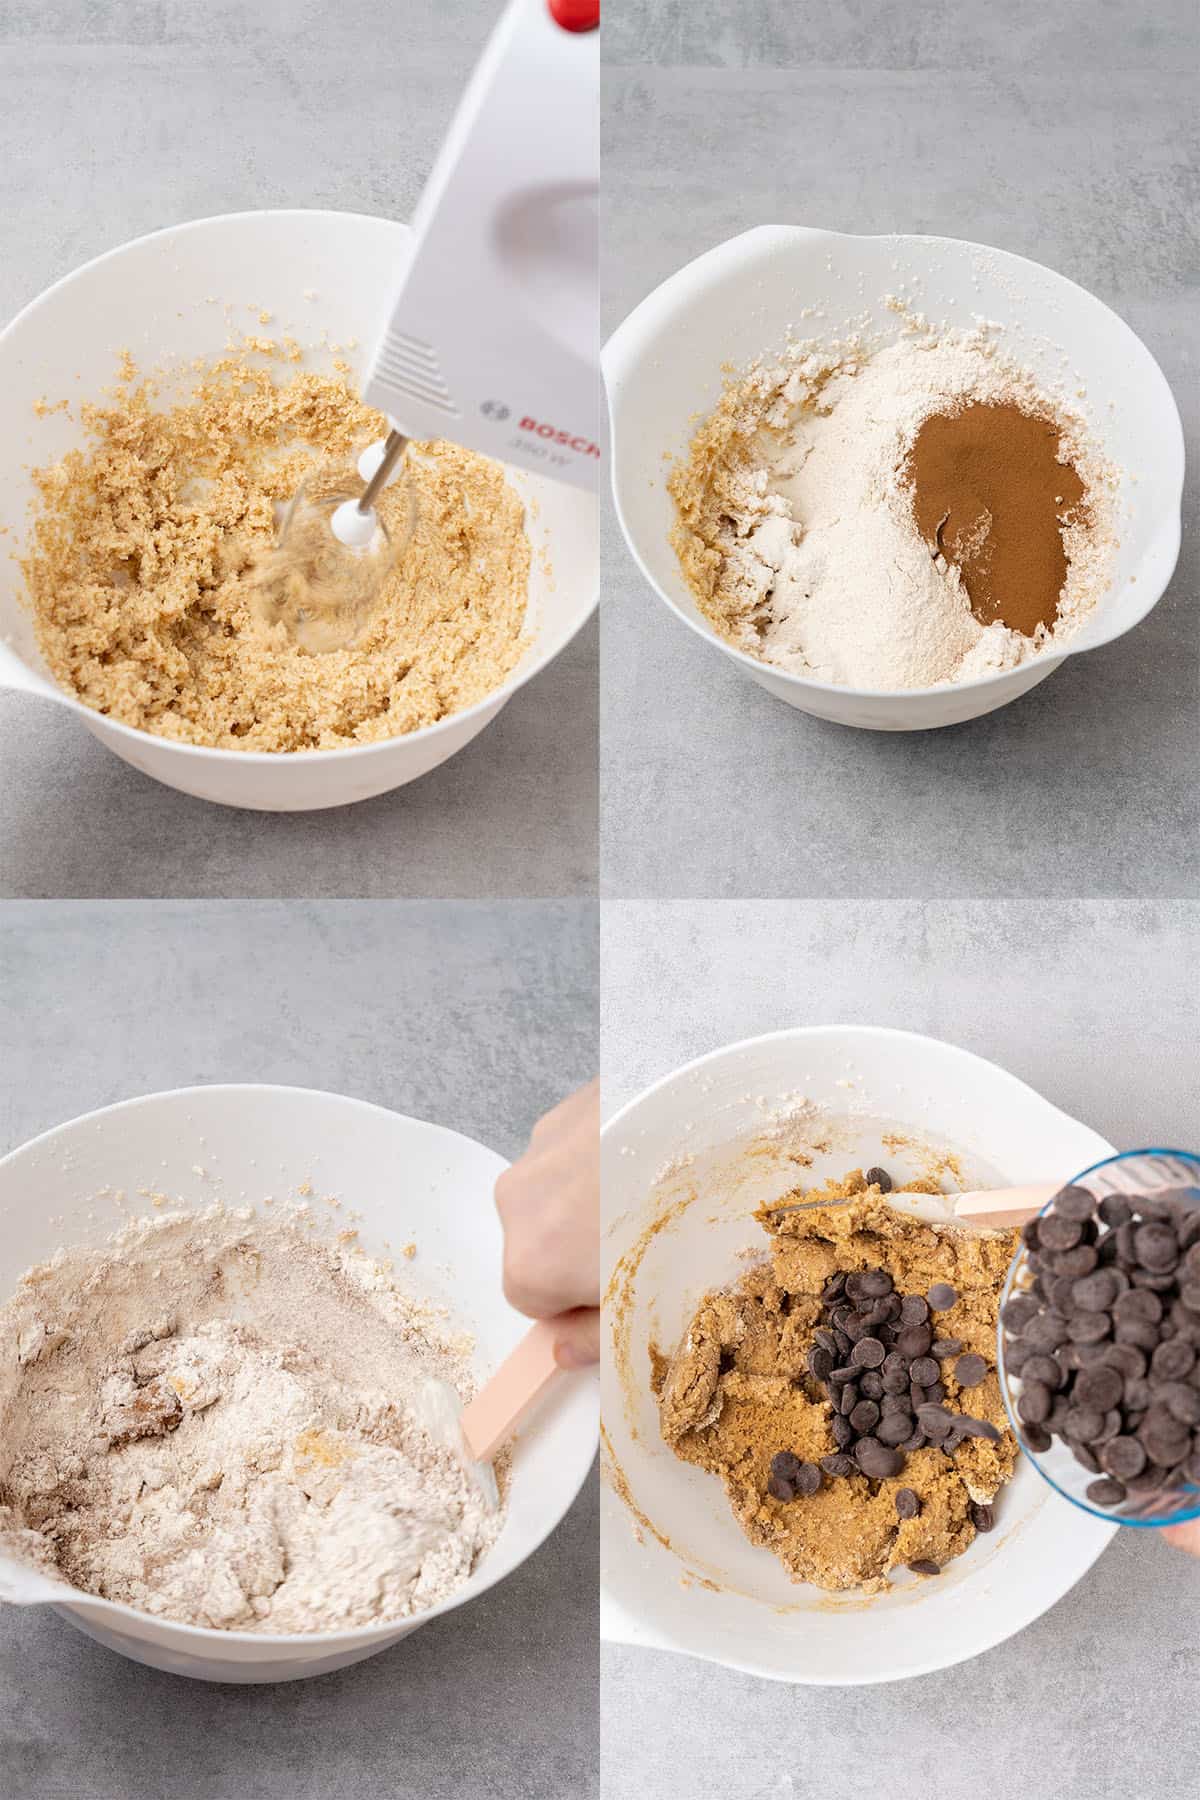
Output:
top-left (0, 211), bottom-right (598, 809)
top-left (601, 1026), bottom-right (1118, 1684)
top-left (0, 1086), bottom-right (597, 1682)
top-left (604, 226), bottom-right (1183, 731)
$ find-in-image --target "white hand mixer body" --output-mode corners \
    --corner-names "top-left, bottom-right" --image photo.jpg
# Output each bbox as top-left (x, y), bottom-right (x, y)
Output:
top-left (333, 0), bottom-right (600, 550)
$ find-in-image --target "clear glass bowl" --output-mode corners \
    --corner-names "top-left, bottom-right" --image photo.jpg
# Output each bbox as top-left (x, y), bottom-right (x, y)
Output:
top-left (997, 1148), bottom-right (1200, 1528)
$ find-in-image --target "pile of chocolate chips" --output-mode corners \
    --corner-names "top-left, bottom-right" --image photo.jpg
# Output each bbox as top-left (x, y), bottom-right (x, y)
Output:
top-left (767, 1171), bottom-right (1001, 1566)
top-left (1003, 1182), bottom-right (1200, 1508)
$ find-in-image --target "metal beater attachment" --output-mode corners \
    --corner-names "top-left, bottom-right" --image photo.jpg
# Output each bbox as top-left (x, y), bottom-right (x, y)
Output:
top-left (247, 429), bottom-right (412, 655)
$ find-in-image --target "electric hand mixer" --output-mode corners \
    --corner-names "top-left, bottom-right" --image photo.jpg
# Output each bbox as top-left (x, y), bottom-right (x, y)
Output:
top-left (255, 0), bottom-right (600, 650)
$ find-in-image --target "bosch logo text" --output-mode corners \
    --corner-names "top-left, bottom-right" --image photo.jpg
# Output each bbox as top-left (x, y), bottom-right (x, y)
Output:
top-left (518, 417), bottom-right (601, 457)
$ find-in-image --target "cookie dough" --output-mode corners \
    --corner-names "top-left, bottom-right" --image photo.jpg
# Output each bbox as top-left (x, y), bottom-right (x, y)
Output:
top-left (653, 1170), bottom-right (1019, 1591)
top-left (21, 349), bottom-right (530, 751)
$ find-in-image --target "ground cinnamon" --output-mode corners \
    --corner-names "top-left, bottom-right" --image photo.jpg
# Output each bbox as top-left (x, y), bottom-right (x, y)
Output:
top-left (904, 401), bottom-right (1086, 636)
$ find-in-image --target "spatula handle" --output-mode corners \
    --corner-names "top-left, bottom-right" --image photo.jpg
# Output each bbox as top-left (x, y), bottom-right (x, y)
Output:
top-left (460, 1318), bottom-right (564, 1463)
top-left (952, 1183), bottom-right (1060, 1228)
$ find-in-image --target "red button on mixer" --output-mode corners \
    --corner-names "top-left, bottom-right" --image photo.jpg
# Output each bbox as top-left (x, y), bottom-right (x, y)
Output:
top-left (548, 0), bottom-right (599, 30)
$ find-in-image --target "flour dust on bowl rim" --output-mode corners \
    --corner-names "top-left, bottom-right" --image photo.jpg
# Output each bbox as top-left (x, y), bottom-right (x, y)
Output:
top-left (0, 1085), bottom-right (598, 1682)
top-left (603, 225), bottom-right (1184, 733)
top-left (0, 210), bottom-right (598, 811)
top-left (600, 1025), bottom-right (1119, 1683)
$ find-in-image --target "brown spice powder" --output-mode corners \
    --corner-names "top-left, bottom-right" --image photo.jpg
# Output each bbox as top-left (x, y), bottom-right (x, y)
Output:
top-left (905, 401), bottom-right (1087, 636)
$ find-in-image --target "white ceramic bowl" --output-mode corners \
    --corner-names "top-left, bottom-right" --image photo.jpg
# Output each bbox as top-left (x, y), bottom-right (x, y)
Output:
top-left (0, 1086), bottom-right (597, 1682)
top-left (604, 226), bottom-right (1184, 732)
top-left (0, 211), bottom-right (598, 809)
top-left (600, 1026), bottom-right (1119, 1684)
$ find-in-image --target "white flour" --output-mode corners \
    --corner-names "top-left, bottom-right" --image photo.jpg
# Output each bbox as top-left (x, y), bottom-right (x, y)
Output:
top-left (669, 316), bottom-right (1119, 689)
top-left (0, 1207), bottom-right (503, 1632)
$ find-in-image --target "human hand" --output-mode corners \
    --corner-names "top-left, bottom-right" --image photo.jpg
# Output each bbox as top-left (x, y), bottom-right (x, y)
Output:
top-left (495, 1079), bottom-right (599, 1369)
top-left (1161, 1519), bottom-right (1200, 1557)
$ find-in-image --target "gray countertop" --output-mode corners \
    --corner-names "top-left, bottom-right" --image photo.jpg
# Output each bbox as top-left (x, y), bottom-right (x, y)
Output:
top-left (0, 899), bottom-right (599, 1800)
top-left (600, 895), bottom-right (1200, 1798)
top-left (601, 0), bottom-right (1198, 900)
top-left (0, 0), bottom-right (597, 900)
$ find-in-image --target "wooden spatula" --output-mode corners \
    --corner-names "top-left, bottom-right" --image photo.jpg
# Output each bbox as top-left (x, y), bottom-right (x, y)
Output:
top-left (951, 1184), bottom-right (1059, 1228)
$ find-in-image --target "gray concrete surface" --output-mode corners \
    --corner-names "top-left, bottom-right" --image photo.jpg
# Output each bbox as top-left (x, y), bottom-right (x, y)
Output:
top-left (0, 899), bottom-right (599, 1800)
top-left (600, 897), bottom-right (1200, 1799)
top-left (0, 0), bottom-right (597, 899)
top-left (602, 1), bottom-right (1199, 898)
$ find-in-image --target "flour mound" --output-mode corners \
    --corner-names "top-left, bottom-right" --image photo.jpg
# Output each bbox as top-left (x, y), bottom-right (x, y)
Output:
top-left (0, 1207), bottom-right (503, 1632)
top-left (669, 316), bottom-right (1119, 690)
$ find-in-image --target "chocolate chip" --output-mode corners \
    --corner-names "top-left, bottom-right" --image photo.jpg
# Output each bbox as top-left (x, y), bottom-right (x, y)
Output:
top-left (1132, 1268), bottom-right (1178, 1292)
top-left (969, 1501), bottom-right (995, 1532)
top-left (1096, 1408), bottom-right (1123, 1442)
top-left (1086, 1476), bottom-right (1127, 1507)
top-left (831, 1413), bottom-right (854, 1449)
top-left (917, 1402), bottom-right (956, 1435)
top-left (1069, 1441), bottom-right (1102, 1474)
top-left (865, 1167), bottom-right (892, 1192)
top-left (1023, 1312), bottom-right (1069, 1352)
top-left (1115, 1316), bottom-right (1161, 1353)
top-left (956, 1414), bottom-right (1002, 1442)
top-left (820, 1453), bottom-right (855, 1477)
top-left (954, 1353), bottom-right (988, 1388)
top-left (881, 1392), bottom-right (911, 1416)
top-left (1151, 1338), bottom-right (1196, 1381)
top-left (877, 1411), bottom-right (915, 1446)
top-left (1098, 1342), bottom-right (1147, 1380)
top-left (808, 1346), bottom-right (834, 1381)
top-left (836, 1380), bottom-right (859, 1415)
top-left (931, 1338), bottom-right (963, 1359)
top-left (908, 1356), bottom-right (939, 1387)
top-left (1002, 1293), bottom-right (1040, 1335)
top-left (1156, 1381), bottom-right (1200, 1425)
top-left (908, 1560), bottom-right (941, 1576)
top-left (899, 1429), bottom-right (927, 1452)
top-left (1098, 1195), bottom-right (1133, 1228)
top-left (1141, 1397), bottom-right (1191, 1441)
top-left (1040, 1214), bottom-right (1084, 1252)
top-left (1022, 1217), bottom-right (1041, 1251)
top-left (858, 1268), bottom-right (894, 1297)
top-left (1017, 1381), bottom-right (1052, 1424)
top-left (1074, 1363), bottom-right (1124, 1411)
top-left (855, 1437), bottom-right (902, 1479)
top-left (1050, 1185), bottom-right (1097, 1221)
top-left (767, 1471), bottom-right (795, 1501)
top-left (849, 1399), bottom-right (881, 1435)
top-left (1055, 1244), bottom-right (1099, 1278)
top-left (927, 1282), bottom-right (957, 1311)
top-left (1135, 1223), bottom-right (1179, 1273)
top-left (794, 1461), bottom-right (822, 1497)
top-left (894, 1487), bottom-right (920, 1519)
top-left (1068, 1312), bottom-right (1112, 1345)
top-left (1018, 1354), bottom-right (1061, 1391)
top-left (1101, 1435), bottom-right (1147, 1480)
top-left (1023, 1422), bottom-right (1053, 1453)
top-left (770, 1451), bottom-right (802, 1482)
top-left (900, 1294), bottom-right (930, 1326)
top-left (896, 1324), bottom-right (933, 1359)
top-left (813, 1326), bottom-right (838, 1354)
top-left (1071, 1269), bottom-right (1122, 1312)
top-left (1065, 1406), bottom-right (1106, 1441)
top-left (828, 1365), bottom-right (858, 1385)
top-left (858, 1370), bottom-right (884, 1400)
top-left (851, 1336), bottom-right (886, 1369)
